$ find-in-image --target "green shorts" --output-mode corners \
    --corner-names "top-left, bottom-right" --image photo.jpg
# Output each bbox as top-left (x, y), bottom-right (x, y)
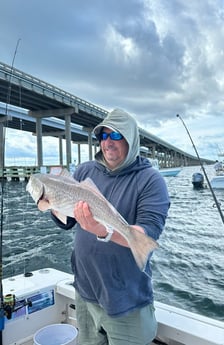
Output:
top-left (76, 293), bottom-right (157, 345)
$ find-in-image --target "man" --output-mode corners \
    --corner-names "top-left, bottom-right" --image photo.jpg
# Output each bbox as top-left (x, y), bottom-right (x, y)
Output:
top-left (214, 160), bottom-right (222, 173)
top-left (47, 108), bottom-right (170, 344)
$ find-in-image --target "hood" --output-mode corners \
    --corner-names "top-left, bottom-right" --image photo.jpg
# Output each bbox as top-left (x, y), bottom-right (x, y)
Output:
top-left (93, 108), bottom-right (140, 172)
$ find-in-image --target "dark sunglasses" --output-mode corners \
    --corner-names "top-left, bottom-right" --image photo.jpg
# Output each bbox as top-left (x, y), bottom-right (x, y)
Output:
top-left (99, 132), bottom-right (124, 141)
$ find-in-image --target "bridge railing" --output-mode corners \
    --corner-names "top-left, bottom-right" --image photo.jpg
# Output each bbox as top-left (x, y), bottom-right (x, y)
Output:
top-left (0, 61), bottom-right (108, 116)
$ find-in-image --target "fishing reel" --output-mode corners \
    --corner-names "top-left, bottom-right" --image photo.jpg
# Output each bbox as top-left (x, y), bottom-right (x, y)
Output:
top-left (3, 294), bottom-right (32, 320)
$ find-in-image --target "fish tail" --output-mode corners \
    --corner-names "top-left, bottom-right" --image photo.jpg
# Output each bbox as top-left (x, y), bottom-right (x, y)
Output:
top-left (127, 226), bottom-right (158, 271)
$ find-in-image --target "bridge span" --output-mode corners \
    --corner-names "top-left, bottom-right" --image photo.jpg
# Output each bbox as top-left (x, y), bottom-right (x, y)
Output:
top-left (0, 61), bottom-right (214, 168)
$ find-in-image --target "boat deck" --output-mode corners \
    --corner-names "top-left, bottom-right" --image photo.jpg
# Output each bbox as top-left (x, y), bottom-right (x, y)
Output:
top-left (2, 268), bottom-right (224, 345)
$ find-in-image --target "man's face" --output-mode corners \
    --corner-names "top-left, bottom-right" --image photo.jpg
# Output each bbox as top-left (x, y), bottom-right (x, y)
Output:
top-left (100, 128), bottom-right (129, 169)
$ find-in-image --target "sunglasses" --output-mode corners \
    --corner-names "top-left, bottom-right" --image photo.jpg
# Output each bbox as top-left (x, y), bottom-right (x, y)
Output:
top-left (99, 132), bottom-right (124, 141)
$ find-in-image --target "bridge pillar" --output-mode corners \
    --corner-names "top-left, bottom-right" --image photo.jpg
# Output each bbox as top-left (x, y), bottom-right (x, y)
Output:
top-left (36, 117), bottom-right (43, 167)
top-left (65, 114), bottom-right (72, 168)
top-left (59, 136), bottom-right (63, 165)
top-left (0, 122), bottom-right (5, 169)
top-left (88, 129), bottom-right (93, 160)
top-left (83, 127), bottom-right (94, 161)
top-left (77, 144), bottom-right (81, 164)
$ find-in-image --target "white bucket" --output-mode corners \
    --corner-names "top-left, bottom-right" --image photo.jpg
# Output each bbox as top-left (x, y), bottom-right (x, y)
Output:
top-left (33, 323), bottom-right (78, 345)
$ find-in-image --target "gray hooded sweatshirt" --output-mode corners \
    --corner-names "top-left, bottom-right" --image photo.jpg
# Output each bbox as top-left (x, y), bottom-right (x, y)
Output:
top-left (52, 108), bottom-right (170, 317)
top-left (94, 108), bottom-right (140, 172)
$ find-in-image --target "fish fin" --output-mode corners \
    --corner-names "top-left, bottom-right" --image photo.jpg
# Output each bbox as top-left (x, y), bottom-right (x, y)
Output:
top-left (48, 169), bottom-right (79, 186)
top-left (79, 178), bottom-right (109, 202)
top-left (55, 212), bottom-right (67, 224)
top-left (49, 167), bottom-right (74, 181)
top-left (79, 177), bottom-right (101, 191)
top-left (58, 168), bottom-right (75, 181)
top-left (127, 227), bottom-right (158, 271)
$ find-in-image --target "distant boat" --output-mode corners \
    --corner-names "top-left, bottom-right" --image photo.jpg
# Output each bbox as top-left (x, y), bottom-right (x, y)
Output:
top-left (211, 160), bottom-right (224, 189)
top-left (192, 166), bottom-right (224, 190)
top-left (210, 175), bottom-right (224, 189)
top-left (149, 159), bottom-right (182, 177)
top-left (159, 167), bottom-right (182, 177)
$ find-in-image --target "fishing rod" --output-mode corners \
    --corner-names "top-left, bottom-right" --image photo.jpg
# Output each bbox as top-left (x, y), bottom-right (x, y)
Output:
top-left (0, 39), bottom-right (22, 344)
top-left (176, 114), bottom-right (224, 225)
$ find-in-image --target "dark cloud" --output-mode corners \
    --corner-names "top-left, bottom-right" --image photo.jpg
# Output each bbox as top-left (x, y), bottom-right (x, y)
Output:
top-left (1, 0), bottom-right (224, 159)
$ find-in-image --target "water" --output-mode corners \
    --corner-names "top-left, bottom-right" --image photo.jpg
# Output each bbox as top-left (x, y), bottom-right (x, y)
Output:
top-left (1, 166), bottom-right (224, 321)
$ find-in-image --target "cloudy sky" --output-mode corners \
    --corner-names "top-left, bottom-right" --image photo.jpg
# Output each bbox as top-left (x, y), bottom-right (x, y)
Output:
top-left (1, 0), bottom-right (224, 164)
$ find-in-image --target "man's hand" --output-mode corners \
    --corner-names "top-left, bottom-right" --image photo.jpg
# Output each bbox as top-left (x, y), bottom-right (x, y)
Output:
top-left (73, 201), bottom-right (143, 247)
top-left (74, 201), bottom-right (108, 237)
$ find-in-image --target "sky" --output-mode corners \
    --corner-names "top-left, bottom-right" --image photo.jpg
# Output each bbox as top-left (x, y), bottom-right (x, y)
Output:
top-left (1, 0), bottom-right (224, 164)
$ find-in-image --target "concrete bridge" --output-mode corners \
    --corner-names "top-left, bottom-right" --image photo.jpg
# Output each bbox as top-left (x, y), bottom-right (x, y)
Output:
top-left (0, 61), bottom-right (214, 168)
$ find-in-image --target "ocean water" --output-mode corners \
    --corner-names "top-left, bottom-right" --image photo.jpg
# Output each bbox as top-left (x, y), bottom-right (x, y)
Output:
top-left (1, 165), bottom-right (224, 321)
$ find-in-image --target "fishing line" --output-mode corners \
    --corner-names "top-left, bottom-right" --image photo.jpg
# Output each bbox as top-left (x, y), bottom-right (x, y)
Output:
top-left (5, 39), bottom-right (21, 115)
top-left (0, 38), bottom-right (21, 343)
top-left (176, 114), bottom-right (224, 225)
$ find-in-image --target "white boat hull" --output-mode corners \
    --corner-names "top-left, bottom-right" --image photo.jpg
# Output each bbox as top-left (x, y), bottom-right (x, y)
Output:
top-left (159, 167), bottom-right (182, 177)
top-left (149, 159), bottom-right (182, 177)
top-left (2, 268), bottom-right (224, 345)
top-left (210, 175), bottom-right (224, 189)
